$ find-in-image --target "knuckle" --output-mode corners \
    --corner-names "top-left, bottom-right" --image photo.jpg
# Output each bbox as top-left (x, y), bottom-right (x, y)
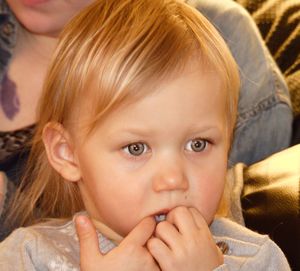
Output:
top-left (147, 237), bottom-right (159, 251)
top-left (155, 220), bottom-right (168, 234)
top-left (147, 237), bottom-right (155, 248)
top-left (173, 206), bottom-right (187, 218)
top-left (78, 230), bottom-right (93, 242)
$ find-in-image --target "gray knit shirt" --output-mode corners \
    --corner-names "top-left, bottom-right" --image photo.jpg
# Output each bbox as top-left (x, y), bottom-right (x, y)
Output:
top-left (0, 216), bottom-right (290, 270)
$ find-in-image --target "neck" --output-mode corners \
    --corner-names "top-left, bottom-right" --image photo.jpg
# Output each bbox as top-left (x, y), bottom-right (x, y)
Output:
top-left (91, 218), bottom-right (123, 244)
top-left (14, 25), bottom-right (58, 65)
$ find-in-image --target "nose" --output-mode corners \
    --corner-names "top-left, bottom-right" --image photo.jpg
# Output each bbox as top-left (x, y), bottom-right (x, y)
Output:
top-left (152, 159), bottom-right (189, 192)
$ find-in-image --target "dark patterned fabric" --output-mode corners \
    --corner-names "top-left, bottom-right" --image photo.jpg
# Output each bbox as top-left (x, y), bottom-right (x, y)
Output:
top-left (235, 0), bottom-right (300, 117)
top-left (0, 125), bottom-right (34, 163)
top-left (0, 1), bottom-right (32, 185)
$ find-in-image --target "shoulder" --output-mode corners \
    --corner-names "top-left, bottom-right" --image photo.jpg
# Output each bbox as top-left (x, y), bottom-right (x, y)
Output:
top-left (211, 217), bottom-right (268, 244)
top-left (211, 218), bottom-right (291, 270)
top-left (0, 219), bottom-right (80, 270)
top-left (4, 218), bottom-right (78, 242)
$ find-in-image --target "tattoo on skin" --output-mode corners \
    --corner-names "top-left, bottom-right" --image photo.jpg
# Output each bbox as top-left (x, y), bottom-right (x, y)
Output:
top-left (0, 72), bottom-right (20, 120)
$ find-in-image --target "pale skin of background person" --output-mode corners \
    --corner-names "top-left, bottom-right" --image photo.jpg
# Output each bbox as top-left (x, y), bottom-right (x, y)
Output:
top-left (0, 0), bottom-right (94, 131)
top-left (43, 58), bottom-right (227, 270)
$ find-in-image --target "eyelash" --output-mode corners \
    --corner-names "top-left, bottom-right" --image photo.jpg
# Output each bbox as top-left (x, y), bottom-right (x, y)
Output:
top-left (185, 138), bottom-right (210, 153)
top-left (122, 142), bottom-right (149, 157)
top-left (122, 138), bottom-right (210, 157)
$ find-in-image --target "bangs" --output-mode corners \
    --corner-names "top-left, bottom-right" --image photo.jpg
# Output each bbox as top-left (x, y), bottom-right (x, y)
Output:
top-left (40, 0), bottom-right (239, 136)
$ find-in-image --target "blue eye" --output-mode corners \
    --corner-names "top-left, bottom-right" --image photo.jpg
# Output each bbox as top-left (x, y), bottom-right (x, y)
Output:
top-left (186, 139), bottom-right (207, 152)
top-left (123, 142), bottom-right (148, 156)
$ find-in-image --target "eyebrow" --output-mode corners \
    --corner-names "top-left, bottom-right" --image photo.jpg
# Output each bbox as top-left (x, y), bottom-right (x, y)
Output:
top-left (186, 125), bottom-right (224, 135)
top-left (107, 124), bottom-right (223, 138)
top-left (106, 127), bottom-right (154, 139)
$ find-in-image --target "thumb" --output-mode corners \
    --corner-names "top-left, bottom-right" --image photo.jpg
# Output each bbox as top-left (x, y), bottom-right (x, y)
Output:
top-left (75, 215), bottom-right (103, 266)
top-left (121, 216), bottom-right (156, 247)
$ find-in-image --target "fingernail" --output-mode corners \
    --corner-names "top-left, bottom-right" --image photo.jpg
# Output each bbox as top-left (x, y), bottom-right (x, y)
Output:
top-left (76, 215), bottom-right (88, 226)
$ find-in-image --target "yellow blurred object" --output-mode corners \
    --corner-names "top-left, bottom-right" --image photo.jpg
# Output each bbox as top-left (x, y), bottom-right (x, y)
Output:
top-left (241, 144), bottom-right (300, 270)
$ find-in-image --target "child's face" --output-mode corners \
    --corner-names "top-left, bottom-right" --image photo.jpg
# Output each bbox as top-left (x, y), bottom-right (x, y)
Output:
top-left (73, 62), bottom-right (229, 237)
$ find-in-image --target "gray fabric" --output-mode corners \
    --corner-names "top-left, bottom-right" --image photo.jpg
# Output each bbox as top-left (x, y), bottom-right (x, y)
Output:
top-left (0, 216), bottom-right (291, 270)
top-left (224, 163), bottom-right (246, 226)
top-left (0, 171), bottom-right (16, 240)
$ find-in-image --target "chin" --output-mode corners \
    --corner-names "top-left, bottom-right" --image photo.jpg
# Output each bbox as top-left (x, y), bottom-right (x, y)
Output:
top-left (22, 21), bottom-right (61, 37)
top-left (15, 12), bottom-right (64, 37)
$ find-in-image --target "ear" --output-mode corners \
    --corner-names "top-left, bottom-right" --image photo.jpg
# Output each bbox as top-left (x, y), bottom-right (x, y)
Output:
top-left (43, 122), bottom-right (81, 182)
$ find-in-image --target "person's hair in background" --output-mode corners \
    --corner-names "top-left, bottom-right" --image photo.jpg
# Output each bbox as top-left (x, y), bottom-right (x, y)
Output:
top-left (7, 0), bottom-right (239, 228)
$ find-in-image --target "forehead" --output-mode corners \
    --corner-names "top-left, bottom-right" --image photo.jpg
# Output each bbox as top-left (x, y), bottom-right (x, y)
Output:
top-left (75, 62), bottom-right (227, 141)
top-left (115, 68), bottom-right (224, 121)
top-left (69, 58), bottom-right (230, 143)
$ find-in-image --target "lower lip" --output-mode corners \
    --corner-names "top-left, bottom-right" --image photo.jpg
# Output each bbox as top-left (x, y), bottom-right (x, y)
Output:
top-left (22, 0), bottom-right (49, 6)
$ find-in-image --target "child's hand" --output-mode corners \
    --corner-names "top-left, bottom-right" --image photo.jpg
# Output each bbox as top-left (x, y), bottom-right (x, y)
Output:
top-left (147, 206), bottom-right (223, 271)
top-left (75, 215), bottom-right (160, 271)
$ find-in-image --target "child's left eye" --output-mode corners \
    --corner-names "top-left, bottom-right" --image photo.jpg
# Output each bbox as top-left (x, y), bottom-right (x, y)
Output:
top-left (122, 142), bottom-right (149, 156)
top-left (185, 138), bottom-right (208, 152)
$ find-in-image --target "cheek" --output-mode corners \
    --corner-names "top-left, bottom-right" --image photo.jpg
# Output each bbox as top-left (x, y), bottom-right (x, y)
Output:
top-left (189, 166), bottom-right (226, 223)
top-left (95, 187), bottom-right (146, 236)
top-left (80, 162), bottom-right (147, 235)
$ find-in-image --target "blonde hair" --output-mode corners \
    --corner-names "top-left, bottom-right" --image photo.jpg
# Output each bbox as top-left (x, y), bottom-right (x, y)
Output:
top-left (8, 0), bottom-right (240, 227)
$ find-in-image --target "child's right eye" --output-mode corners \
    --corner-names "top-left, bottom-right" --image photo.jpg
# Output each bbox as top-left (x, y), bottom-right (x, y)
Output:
top-left (185, 138), bottom-right (208, 152)
top-left (122, 142), bottom-right (149, 156)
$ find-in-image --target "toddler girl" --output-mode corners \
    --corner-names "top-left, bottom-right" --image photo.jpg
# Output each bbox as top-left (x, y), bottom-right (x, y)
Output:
top-left (0, 0), bottom-right (290, 270)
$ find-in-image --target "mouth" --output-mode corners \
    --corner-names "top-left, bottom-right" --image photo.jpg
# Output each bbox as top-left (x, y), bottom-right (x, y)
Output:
top-left (154, 213), bottom-right (166, 222)
top-left (154, 209), bottom-right (170, 223)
